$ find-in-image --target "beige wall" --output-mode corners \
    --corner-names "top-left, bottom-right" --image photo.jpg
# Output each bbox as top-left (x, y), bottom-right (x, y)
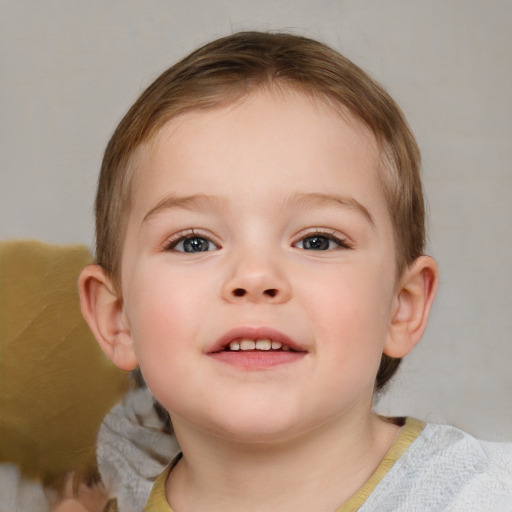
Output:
top-left (1, 1), bottom-right (511, 440)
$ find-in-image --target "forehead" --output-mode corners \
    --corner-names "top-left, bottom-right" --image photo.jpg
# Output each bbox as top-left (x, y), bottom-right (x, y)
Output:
top-left (129, 89), bottom-right (382, 203)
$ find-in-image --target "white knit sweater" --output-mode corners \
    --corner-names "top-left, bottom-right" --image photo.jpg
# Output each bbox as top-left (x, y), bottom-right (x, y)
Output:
top-left (358, 422), bottom-right (512, 511)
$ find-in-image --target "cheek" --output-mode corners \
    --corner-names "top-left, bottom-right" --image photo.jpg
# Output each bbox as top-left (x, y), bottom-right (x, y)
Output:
top-left (310, 265), bottom-right (392, 324)
top-left (123, 267), bottom-right (201, 366)
top-left (303, 265), bottom-right (394, 360)
top-left (125, 284), bottom-right (201, 408)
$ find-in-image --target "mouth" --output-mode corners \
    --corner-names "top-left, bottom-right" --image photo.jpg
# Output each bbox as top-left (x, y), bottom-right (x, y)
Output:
top-left (208, 327), bottom-right (307, 369)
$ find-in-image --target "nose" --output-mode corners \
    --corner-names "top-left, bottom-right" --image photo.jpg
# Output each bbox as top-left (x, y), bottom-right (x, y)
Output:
top-left (220, 253), bottom-right (292, 304)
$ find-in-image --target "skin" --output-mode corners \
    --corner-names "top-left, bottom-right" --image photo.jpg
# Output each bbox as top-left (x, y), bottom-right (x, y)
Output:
top-left (80, 88), bottom-right (438, 511)
top-left (51, 472), bottom-right (108, 512)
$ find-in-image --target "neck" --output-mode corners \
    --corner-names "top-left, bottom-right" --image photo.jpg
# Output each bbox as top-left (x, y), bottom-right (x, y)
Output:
top-left (166, 410), bottom-right (400, 512)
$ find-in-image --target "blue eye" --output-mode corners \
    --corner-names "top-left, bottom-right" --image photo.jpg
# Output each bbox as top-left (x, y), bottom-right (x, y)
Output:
top-left (171, 236), bottom-right (217, 253)
top-left (295, 234), bottom-right (347, 251)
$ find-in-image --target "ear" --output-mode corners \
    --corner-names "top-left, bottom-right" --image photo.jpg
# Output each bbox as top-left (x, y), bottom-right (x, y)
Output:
top-left (384, 256), bottom-right (438, 358)
top-left (78, 264), bottom-right (138, 370)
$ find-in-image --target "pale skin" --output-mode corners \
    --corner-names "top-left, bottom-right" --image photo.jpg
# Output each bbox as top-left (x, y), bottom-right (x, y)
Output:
top-left (50, 472), bottom-right (108, 512)
top-left (79, 89), bottom-right (438, 511)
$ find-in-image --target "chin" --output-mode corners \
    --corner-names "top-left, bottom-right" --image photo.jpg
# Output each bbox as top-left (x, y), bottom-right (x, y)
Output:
top-left (202, 411), bottom-right (310, 445)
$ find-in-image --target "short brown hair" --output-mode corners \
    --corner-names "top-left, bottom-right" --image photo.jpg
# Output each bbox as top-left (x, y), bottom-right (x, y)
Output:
top-left (95, 31), bottom-right (425, 391)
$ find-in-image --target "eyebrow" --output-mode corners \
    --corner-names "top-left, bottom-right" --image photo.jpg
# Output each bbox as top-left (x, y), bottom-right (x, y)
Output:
top-left (142, 191), bottom-right (375, 227)
top-left (142, 194), bottom-right (227, 224)
top-left (286, 193), bottom-right (375, 227)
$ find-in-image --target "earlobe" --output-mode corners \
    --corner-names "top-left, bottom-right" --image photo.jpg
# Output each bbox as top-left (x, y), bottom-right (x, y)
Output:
top-left (384, 256), bottom-right (438, 358)
top-left (78, 264), bottom-right (138, 370)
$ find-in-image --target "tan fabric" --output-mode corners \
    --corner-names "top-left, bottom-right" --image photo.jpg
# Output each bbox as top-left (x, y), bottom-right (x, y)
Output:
top-left (144, 418), bottom-right (425, 511)
top-left (144, 456), bottom-right (180, 512)
top-left (0, 240), bottom-right (129, 485)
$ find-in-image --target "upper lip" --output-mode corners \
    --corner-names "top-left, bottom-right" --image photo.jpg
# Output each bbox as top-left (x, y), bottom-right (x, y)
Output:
top-left (208, 326), bottom-right (307, 353)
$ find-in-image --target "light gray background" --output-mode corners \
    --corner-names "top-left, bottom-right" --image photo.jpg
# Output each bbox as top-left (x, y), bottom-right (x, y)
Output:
top-left (1, 1), bottom-right (511, 440)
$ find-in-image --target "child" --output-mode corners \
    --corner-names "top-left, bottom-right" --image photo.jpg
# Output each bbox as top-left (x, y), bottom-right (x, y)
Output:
top-left (78, 31), bottom-right (512, 511)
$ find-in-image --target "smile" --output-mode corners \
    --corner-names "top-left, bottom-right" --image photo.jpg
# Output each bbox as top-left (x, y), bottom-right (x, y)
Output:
top-left (225, 339), bottom-right (293, 352)
top-left (208, 327), bottom-right (306, 369)
top-left (209, 326), bottom-right (306, 354)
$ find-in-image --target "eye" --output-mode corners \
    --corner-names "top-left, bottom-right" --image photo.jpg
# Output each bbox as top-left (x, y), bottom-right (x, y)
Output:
top-left (294, 232), bottom-right (349, 251)
top-left (168, 234), bottom-right (219, 253)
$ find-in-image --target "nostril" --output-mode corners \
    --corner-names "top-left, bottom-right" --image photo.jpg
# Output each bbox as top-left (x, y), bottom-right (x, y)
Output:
top-left (233, 288), bottom-right (246, 297)
top-left (264, 289), bottom-right (278, 298)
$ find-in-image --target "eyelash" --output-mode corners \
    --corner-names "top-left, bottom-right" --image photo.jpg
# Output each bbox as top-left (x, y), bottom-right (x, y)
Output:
top-left (163, 229), bottom-right (220, 253)
top-left (293, 230), bottom-right (351, 251)
top-left (163, 228), bottom-right (350, 253)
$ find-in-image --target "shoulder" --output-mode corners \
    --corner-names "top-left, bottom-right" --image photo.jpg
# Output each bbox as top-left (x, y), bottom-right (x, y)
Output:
top-left (361, 421), bottom-right (512, 512)
top-left (421, 423), bottom-right (512, 501)
top-left (419, 422), bottom-right (512, 474)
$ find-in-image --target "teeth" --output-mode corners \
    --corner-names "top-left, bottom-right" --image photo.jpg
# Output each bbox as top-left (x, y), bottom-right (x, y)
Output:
top-left (255, 339), bottom-right (271, 351)
top-left (239, 339), bottom-right (256, 351)
top-left (226, 339), bottom-right (290, 351)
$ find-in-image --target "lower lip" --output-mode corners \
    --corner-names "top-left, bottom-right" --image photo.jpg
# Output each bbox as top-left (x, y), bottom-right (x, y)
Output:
top-left (209, 350), bottom-right (306, 369)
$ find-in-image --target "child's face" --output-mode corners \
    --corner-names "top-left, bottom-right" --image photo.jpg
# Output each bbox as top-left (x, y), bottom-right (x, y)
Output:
top-left (120, 90), bottom-right (400, 441)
